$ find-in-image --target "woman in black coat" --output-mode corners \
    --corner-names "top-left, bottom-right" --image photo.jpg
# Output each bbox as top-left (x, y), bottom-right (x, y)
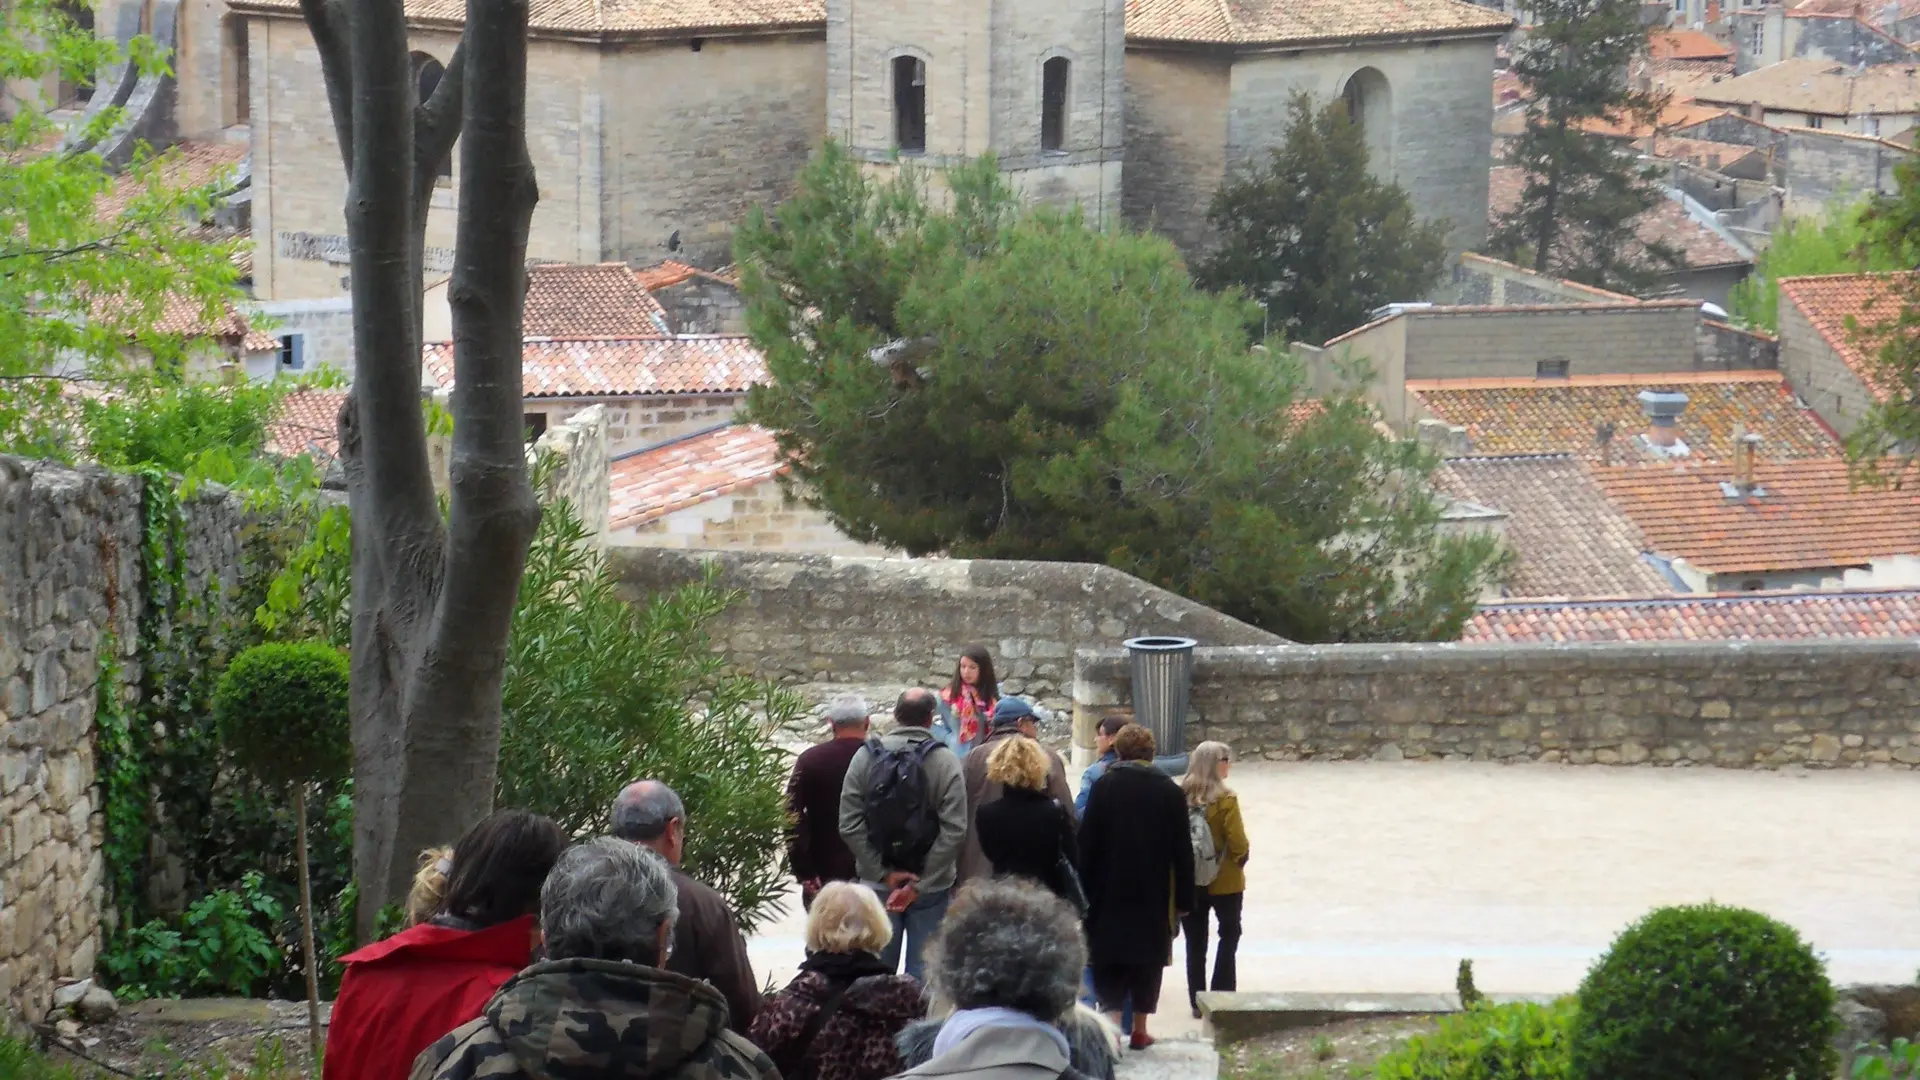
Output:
top-left (1078, 723), bottom-right (1194, 1050)
top-left (975, 736), bottom-right (1081, 909)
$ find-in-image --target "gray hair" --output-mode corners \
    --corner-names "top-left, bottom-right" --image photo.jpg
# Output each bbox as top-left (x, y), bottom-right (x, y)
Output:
top-left (610, 780), bottom-right (684, 842)
top-left (540, 837), bottom-right (679, 964)
top-left (825, 696), bottom-right (871, 727)
top-left (924, 878), bottom-right (1085, 1020)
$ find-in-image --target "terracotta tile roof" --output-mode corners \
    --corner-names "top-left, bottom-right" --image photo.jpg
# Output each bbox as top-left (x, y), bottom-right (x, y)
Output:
top-left (97, 141), bottom-right (247, 219)
top-left (1464, 588), bottom-right (1920, 642)
top-left (139, 292), bottom-right (276, 350)
top-left (1437, 454), bottom-right (1673, 598)
top-left (1592, 457), bottom-right (1920, 574)
top-left (1777, 271), bottom-right (1916, 400)
top-left (423, 335), bottom-right (768, 398)
top-left (1123, 0), bottom-right (1511, 47)
top-left (266, 387), bottom-right (348, 459)
top-left (1488, 166), bottom-right (1749, 271)
top-left (1648, 29), bottom-right (1734, 61)
top-left (608, 423), bottom-right (786, 529)
top-left (524, 263), bottom-right (671, 339)
top-left (228, 0), bottom-right (825, 37)
top-left (1575, 100), bottom-right (1727, 140)
top-left (1693, 58), bottom-right (1920, 117)
top-left (1410, 371), bottom-right (1841, 464)
top-left (1648, 135), bottom-right (1768, 173)
top-left (634, 260), bottom-right (702, 290)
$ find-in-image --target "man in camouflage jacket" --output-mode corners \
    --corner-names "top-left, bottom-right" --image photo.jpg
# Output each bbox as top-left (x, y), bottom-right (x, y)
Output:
top-left (410, 838), bottom-right (777, 1080)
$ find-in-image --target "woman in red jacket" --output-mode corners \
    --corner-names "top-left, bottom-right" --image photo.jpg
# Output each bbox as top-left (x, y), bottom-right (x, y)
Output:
top-left (322, 809), bottom-right (567, 1080)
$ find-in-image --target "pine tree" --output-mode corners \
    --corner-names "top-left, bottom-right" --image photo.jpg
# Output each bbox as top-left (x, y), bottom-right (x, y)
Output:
top-left (1197, 92), bottom-right (1449, 345)
top-left (1488, 0), bottom-right (1679, 293)
top-left (735, 144), bottom-right (1508, 643)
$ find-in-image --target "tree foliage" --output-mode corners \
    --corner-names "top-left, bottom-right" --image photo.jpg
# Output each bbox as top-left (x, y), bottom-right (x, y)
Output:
top-left (1197, 92), bottom-right (1449, 345)
top-left (213, 642), bottom-right (352, 790)
top-left (1729, 199), bottom-right (1902, 332)
top-left (0, 0), bottom-right (247, 458)
top-left (1487, 0), bottom-right (1678, 294)
top-left (737, 144), bottom-right (1507, 643)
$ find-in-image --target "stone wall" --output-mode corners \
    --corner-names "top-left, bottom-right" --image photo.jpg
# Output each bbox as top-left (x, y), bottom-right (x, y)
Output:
top-left (249, 296), bottom-right (357, 375)
top-left (0, 456), bottom-right (255, 1025)
top-left (1071, 641), bottom-right (1920, 768)
top-left (1450, 253), bottom-right (1635, 306)
top-left (1121, 48), bottom-right (1232, 257)
top-left (1398, 302), bottom-right (1709, 379)
top-left (535, 393), bottom-right (745, 456)
top-left (535, 405), bottom-right (611, 543)
top-left (610, 548), bottom-right (1284, 706)
top-left (1778, 128), bottom-right (1912, 219)
top-left (653, 277), bottom-right (747, 335)
top-left (608, 476), bottom-right (890, 557)
top-left (1698, 317), bottom-right (1779, 371)
top-left (1778, 288), bottom-right (1878, 436)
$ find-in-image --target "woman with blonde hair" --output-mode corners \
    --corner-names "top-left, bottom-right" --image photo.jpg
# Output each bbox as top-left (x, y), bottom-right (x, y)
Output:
top-left (975, 736), bottom-right (1081, 910)
top-left (406, 847), bottom-right (453, 926)
top-left (751, 881), bottom-right (926, 1080)
top-left (1178, 740), bottom-right (1249, 1018)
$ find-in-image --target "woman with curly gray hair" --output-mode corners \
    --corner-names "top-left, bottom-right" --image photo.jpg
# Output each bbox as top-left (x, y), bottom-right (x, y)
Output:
top-left (890, 878), bottom-right (1097, 1080)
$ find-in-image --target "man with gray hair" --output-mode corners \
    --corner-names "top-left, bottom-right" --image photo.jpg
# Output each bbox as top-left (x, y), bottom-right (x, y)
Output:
top-left (786, 695), bottom-right (872, 909)
top-left (612, 780), bottom-right (763, 1032)
top-left (412, 838), bottom-right (777, 1080)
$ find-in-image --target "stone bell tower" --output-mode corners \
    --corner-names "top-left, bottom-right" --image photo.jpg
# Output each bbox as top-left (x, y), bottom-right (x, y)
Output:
top-left (825, 0), bottom-right (1124, 223)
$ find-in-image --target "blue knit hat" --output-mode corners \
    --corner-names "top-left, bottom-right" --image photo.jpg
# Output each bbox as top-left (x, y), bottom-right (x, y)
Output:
top-left (989, 697), bottom-right (1036, 729)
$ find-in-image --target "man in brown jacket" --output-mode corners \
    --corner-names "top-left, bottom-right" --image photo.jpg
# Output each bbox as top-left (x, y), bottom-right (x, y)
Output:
top-left (613, 780), bottom-right (762, 1033)
top-left (956, 697), bottom-right (1075, 886)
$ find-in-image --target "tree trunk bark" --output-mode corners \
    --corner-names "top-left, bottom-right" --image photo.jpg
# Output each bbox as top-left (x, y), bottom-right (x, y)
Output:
top-left (295, 786), bottom-right (322, 1072)
top-left (305, 0), bottom-right (536, 936)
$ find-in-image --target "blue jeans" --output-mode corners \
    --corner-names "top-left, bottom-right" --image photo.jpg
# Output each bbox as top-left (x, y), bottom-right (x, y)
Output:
top-left (883, 888), bottom-right (951, 983)
top-left (1083, 967), bottom-right (1134, 1031)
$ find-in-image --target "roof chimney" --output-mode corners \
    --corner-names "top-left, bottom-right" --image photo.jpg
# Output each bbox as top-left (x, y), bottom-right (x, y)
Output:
top-left (1722, 431), bottom-right (1766, 498)
top-left (1638, 389), bottom-right (1690, 451)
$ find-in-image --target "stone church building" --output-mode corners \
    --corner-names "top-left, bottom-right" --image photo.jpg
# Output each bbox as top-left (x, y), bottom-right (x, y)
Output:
top-left (179, 0), bottom-right (1510, 299)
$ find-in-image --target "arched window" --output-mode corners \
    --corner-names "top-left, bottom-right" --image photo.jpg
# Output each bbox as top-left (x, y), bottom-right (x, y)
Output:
top-left (411, 52), bottom-right (453, 178)
top-left (1041, 57), bottom-right (1070, 152)
top-left (1340, 67), bottom-right (1394, 173)
top-left (893, 55), bottom-right (927, 154)
top-left (56, 1), bottom-right (97, 105)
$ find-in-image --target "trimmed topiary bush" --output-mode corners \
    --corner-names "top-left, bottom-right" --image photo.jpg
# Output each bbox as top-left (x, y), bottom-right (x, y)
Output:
top-left (212, 641), bottom-right (351, 789)
top-left (1570, 903), bottom-right (1837, 1080)
top-left (212, 640), bottom-right (350, 1065)
top-left (1375, 998), bottom-right (1575, 1080)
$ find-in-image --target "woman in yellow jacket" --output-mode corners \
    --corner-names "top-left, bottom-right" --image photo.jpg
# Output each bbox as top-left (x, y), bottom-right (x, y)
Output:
top-left (1178, 741), bottom-right (1250, 1018)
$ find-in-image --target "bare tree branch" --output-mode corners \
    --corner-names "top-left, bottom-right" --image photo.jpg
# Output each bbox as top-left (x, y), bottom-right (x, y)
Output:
top-left (298, 0), bottom-right (356, 173)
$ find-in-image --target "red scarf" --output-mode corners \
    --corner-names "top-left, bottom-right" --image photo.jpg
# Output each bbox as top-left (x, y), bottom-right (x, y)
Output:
top-left (943, 685), bottom-right (994, 745)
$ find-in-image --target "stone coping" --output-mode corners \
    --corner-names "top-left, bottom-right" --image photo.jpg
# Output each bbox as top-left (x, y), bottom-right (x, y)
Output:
top-left (1197, 991), bottom-right (1560, 1044)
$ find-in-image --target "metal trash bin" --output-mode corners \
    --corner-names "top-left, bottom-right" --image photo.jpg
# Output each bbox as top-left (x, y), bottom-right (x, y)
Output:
top-left (1124, 636), bottom-right (1198, 755)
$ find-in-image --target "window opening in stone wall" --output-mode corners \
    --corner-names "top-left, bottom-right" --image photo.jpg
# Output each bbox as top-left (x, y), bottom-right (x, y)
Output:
top-left (894, 55), bottom-right (927, 154)
top-left (227, 16), bottom-right (251, 125)
top-left (278, 333), bottom-right (306, 372)
top-left (524, 412), bottom-right (549, 443)
top-left (1339, 67), bottom-right (1393, 174)
top-left (56, 1), bottom-right (96, 105)
top-left (1537, 358), bottom-right (1570, 378)
top-left (412, 53), bottom-right (453, 179)
top-left (1041, 57), bottom-right (1069, 152)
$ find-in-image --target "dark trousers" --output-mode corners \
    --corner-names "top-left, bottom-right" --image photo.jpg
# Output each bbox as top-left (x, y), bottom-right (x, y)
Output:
top-left (1182, 890), bottom-right (1244, 1006)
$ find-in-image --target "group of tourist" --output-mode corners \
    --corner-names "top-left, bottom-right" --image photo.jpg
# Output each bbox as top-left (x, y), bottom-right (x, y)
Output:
top-left (316, 644), bottom-right (1249, 1080)
top-left (783, 647), bottom-right (1252, 1064)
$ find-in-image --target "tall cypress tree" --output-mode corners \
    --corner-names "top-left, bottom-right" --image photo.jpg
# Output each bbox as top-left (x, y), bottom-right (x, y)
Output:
top-left (1488, 0), bottom-right (1679, 293)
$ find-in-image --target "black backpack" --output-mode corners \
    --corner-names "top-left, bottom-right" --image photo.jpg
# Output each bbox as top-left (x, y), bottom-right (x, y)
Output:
top-left (863, 734), bottom-right (946, 874)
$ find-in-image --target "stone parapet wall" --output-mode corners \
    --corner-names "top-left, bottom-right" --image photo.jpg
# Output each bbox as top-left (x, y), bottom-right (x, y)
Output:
top-left (1073, 641), bottom-right (1920, 768)
top-left (0, 456), bottom-right (255, 1026)
top-left (610, 548), bottom-right (1284, 706)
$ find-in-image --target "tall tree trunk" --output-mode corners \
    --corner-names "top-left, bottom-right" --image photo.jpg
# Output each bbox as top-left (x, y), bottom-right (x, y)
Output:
top-left (303, 0), bottom-right (537, 936)
top-left (294, 786), bottom-right (322, 1072)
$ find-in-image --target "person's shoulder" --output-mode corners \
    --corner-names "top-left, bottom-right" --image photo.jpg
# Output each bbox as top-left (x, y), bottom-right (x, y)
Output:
top-left (671, 869), bottom-right (727, 911)
top-left (698, 1027), bottom-right (782, 1080)
top-left (407, 1015), bottom-right (510, 1080)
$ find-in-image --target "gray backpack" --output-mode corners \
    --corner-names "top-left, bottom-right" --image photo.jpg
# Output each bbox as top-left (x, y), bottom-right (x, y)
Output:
top-left (1188, 804), bottom-right (1221, 888)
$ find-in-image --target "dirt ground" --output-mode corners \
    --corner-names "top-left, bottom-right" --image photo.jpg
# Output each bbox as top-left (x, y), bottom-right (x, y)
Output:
top-left (40, 998), bottom-right (322, 1079)
top-left (1219, 1016), bottom-right (1440, 1080)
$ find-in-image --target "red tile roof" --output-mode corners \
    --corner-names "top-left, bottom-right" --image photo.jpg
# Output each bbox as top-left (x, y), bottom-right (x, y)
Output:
top-left (1648, 28), bottom-right (1735, 61)
top-left (265, 387), bottom-right (348, 460)
top-left (424, 335), bottom-right (767, 399)
top-left (230, 0), bottom-right (824, 38)
top-left (524, 263), bottom-right (671, 340)
top-left (1411, 372), bottom-right (1840, 464)
top-left (1591, 458), bottom-right (1920, 574)
top-left (1464, 588), bottom-right (1920, 642)
top-left (609, 424), bottom-right (786, 530)
top-left (1488, 166), bottom-right (1750, 271)
top-left (97, 141), bottom-right (247, 220)
top-left (1437, 454), bottom-right (1673, 598)
top-left (1778, 271), bottom-right (1916, 401)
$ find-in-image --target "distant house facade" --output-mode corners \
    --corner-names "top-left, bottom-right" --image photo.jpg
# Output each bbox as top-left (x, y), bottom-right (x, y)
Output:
top-left (1776, 271), bottom-right (1906, 435)
top-left (1693, 58), bottom-right (1920, 137)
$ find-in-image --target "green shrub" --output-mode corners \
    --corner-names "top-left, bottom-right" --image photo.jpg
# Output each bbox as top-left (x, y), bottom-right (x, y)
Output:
top-left (497, 497), bottom-right (801, 930)
top-left (212, 641), bottom-right (351, 789)
top-left (102, 870), bottom-right (284, 999)
top-left (1376, 999), bottom-right (1575, 1080)
top-left (1570, 904), bottom-right (1837, 1080)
